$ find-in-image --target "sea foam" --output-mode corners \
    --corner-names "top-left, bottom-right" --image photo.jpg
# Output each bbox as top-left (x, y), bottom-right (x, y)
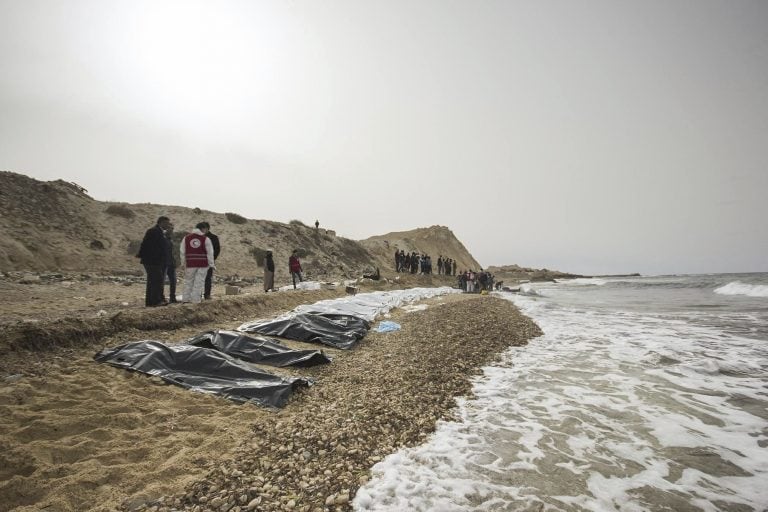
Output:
top-left (354, 279), bottom-right (768, 512)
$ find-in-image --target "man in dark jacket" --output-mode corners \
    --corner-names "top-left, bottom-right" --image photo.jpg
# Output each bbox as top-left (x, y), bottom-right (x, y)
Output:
top-left (202, 222), bottom-right (221, 300)
top-left (137, 216), bottom-right (171, 307)
top-left (264, 250), bottom-right (275, 292)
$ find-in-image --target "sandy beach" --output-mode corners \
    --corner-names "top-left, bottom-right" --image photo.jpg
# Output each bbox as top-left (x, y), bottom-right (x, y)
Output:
top-left (0, 278), bottom-right (541, 512)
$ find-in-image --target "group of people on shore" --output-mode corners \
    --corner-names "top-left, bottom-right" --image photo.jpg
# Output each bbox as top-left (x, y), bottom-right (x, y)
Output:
top-left (138, 216), bottom-right (306, 307)
top-left (394, 250), bottom-right (458, 276)
top-left (139, 216), bottom-right (498, 307)
top-left (137, 217), bottom-right (220, 307)
top-left (458, 269), bottom-right (495, 293)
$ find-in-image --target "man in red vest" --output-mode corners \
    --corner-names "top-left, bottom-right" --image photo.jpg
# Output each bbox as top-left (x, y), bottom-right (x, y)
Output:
top-left (289, 249), bottom-right (304, 289)
top-left (180, 222), bottom-right (215, 303)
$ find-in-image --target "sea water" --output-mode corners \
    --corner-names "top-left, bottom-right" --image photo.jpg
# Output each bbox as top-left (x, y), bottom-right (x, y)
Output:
top-left (353, 273), bottom-right (768, 511)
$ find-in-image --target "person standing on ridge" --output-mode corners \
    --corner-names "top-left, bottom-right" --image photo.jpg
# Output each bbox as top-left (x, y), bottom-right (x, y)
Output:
top-left (137, 215), bottom-right (171, 307)
top-left (202, 222), bottom-right (220, 300)
top-left (289, 249), bottom-right (303, 289)
top-left (315, 219), bottom-right (319, 230)
top-left (263, 250), bottom-right (275, 292)
top-left (180, 222), bottom-right (214, 303)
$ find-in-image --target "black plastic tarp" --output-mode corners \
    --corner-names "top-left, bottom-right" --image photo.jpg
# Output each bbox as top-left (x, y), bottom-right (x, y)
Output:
top-left (94, 341), bottom-right (310, 408)
top-left (238, 312), bottom-right (371, 350)
top-left (187, 330), bottom-right (331, 367)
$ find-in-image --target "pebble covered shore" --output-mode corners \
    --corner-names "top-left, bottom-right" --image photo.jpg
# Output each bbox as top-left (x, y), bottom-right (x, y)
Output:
top-left (131, 294), bottom-right (542, 512)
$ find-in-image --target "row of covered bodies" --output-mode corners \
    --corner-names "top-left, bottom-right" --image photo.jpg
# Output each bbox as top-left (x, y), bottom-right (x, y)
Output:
top-left (94, 287), bottom-right (459, 408)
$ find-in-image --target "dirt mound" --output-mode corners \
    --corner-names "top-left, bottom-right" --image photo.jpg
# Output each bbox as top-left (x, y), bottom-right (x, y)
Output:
top-left (0, 172), bottom-right (101, 271)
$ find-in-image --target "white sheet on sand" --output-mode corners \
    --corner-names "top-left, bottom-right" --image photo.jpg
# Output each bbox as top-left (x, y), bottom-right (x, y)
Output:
top-left (238, 286), bottom-right (460, 331)
top-left (278, 280), bottom-right (323, 291)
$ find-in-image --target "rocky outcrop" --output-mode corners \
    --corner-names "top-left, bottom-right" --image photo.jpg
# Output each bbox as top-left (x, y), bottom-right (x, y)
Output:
top-left (359, 225), bottom-right (481, 274)
top-left (485, 263), bottom-right (584, 283)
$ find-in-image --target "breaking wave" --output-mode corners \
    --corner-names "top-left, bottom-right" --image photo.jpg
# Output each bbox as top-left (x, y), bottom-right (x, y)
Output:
top-left (714, 281), bottom-right (768, 298)
top-left (518, 284), bottom-right (542, 297)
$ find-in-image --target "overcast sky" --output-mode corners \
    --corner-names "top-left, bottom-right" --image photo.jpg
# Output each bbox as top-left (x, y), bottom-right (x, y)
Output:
top-left (1, 0), bottom-right (766, 275)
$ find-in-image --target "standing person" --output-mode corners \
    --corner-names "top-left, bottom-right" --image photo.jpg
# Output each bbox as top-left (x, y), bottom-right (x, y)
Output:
top-left (180, 222), bottom-right (214, 303)
top-left (202, 222), bottom-right (220, 300)
top-left (315, 219), bottom-right (319, 230)
top-left (289, 249), bottom-right (303, 289)
top-left (263, 250), bottom-right (275, 292)
top-left (137, 216), bottom-right (171, 307)
top-left (467, 270), bottom-right (476, 293)
top-left (162, 223), bottom-right (178, 303)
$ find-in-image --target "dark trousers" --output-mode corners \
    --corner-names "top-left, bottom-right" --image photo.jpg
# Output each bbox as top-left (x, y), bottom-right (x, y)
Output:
top-left (291, 271), bottom-right (303, 289)
top-left (163, 265), bottom-right (177, 302)
top-left (204, 267), bottom-right (214, 298)
top-left (143, 264), bottom-right (165, 306)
